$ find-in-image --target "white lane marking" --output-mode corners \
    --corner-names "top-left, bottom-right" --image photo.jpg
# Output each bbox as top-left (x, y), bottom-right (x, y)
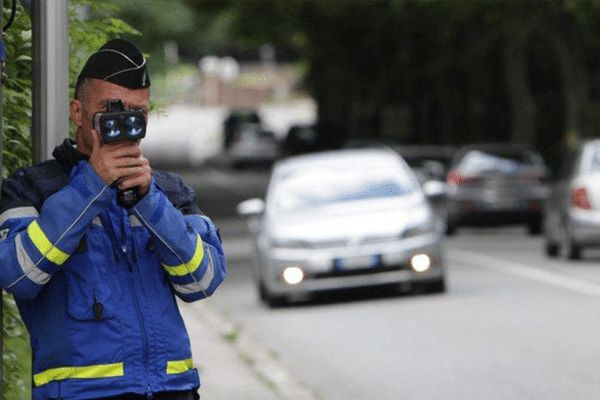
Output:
top-left (449, 248), bottom-right (600, 298)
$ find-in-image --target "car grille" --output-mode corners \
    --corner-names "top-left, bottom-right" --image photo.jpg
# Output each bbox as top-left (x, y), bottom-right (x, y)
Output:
top-left (306, 235), bottom-right (398, 249)
top-left (311, 263), bottom-right (410, 279)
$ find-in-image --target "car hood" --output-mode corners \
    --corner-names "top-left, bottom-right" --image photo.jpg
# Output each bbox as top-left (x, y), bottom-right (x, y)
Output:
top-left (264, 194), bottom-right (432, 243)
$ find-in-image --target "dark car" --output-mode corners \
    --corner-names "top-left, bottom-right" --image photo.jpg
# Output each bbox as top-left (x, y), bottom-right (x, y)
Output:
top-left (445, 143), bottom-right (550, 235)
top-left (223, 108), bottom-right (261, 149)
top-left (283, 124), bottom-right (320, 156)
top-left (226, 123), bottom-right (281, 169)
top-left (391, 144), bottom-right (456, 184)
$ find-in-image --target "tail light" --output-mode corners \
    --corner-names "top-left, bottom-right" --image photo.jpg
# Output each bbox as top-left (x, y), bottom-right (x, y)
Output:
top-left (446, 171), bottom-right (482, 187)
top-left (571, 187), bottom-right (592, 210)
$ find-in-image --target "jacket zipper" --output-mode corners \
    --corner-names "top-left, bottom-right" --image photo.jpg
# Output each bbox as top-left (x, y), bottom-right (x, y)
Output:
top-left (121, 212), bottom-right (152, 397)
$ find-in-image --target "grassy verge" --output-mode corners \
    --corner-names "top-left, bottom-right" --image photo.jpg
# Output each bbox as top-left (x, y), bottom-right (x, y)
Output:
top-left (2, 293), bottom-right (31, 400)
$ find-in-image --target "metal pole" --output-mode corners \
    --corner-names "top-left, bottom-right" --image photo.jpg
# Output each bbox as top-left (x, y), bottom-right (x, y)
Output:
top-left (32, 0), bottom-right (69, 163)
top-left (1, 2), bottom-right (4, 397)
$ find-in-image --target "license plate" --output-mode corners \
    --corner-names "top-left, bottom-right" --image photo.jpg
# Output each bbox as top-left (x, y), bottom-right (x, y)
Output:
top-left (335, 255), bottom-right (379, 270)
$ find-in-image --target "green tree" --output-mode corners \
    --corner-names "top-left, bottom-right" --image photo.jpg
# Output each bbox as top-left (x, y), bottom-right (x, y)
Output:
top-left (151, 1), bottom-right (600, 154)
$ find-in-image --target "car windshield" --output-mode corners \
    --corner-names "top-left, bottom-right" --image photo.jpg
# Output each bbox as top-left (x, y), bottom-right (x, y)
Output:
top-left (272, 167), bottom-right (417, 213)
top-left (457, 149), bottom-right (543, 174)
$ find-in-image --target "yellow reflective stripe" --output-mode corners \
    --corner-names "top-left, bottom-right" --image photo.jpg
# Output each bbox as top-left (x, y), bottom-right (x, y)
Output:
top-left (33, 362), bottom-right (124, 387)
top-left (163, 235), bottom-right (204, 277)
top-left (27, 221), bottom-right (69, 265)
top-left (167, 358), bottom-right (194, 375)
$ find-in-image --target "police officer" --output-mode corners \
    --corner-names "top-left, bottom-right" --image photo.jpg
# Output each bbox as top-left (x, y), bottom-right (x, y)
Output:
top-left (0, 39), bottom-right (226, 400)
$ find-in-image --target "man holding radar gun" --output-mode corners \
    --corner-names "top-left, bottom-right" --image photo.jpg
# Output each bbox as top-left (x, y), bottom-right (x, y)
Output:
top-left (0, 39), bottom-right (227, 400)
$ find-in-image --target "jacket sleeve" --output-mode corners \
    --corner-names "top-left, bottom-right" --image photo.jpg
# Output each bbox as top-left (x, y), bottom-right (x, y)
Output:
top-left (130, 176), bottom-right (226, 302)
top-left (0, 162), bottom-right (114, 299)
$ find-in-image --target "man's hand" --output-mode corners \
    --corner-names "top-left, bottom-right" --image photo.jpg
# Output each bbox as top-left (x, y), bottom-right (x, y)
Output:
top-left (89, 129), bottom-right (152, 197)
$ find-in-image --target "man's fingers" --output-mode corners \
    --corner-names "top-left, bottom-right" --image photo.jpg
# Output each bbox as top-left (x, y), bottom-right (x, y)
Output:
top-left (103, 142), bottom-right (142, 159)
top-left (116, 165), bottom-right (151, 190)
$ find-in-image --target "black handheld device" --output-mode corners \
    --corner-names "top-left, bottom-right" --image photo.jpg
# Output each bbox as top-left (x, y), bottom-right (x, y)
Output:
top-left (93, 99), bottom-right (147, 208)
top-left (94, 99), bottom-right (146, 143)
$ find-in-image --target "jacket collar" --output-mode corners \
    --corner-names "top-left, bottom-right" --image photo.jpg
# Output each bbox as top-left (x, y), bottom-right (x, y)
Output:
top-left (52, 138), bottom-right (90, 170)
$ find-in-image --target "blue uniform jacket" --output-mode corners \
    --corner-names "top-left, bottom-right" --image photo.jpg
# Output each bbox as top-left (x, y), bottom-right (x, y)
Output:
top-left (0, 139), bottom-right (227, 399)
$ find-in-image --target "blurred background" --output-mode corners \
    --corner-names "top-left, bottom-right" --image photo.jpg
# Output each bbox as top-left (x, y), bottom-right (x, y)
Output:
top-left (107, 0), bottom-right (600, 174)
top-left (108, 3), bottom-right (600, 399)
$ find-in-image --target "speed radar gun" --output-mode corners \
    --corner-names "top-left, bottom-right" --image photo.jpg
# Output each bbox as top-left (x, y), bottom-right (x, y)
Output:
top-left (94, 99), bottom-right (147, 208)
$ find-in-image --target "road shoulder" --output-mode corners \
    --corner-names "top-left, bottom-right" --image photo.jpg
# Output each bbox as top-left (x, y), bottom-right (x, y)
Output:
top-left (179, 299), bottom-right (318, 400)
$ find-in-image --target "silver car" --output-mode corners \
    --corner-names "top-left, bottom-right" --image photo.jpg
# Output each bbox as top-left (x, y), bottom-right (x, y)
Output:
top-left (446, 143), bottom-right (550, 235)
top-left (544, 139), bottom-right (600, 260)
top-left (237, 148), bottom-right (446, 306)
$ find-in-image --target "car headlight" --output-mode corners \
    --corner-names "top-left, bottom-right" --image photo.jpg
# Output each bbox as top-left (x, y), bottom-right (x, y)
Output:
top-left (410, 254), bottom-right (431, 272)
top-left (282, 266), bottom-right (305, 285)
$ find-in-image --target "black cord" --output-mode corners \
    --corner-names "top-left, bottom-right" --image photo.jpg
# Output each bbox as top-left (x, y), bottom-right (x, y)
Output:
top-left (3, 0), bottom-right (17, 32)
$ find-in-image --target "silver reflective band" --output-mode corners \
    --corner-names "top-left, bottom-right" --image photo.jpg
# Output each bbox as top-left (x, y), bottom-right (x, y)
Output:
top-left (15, 233), bottom-right (51, 285)
top-left (129, 215), bottom-right (143, 227)
top-left (0, 206), bottom-right (39, 226)
top-left (173, 244), bottom-right (215, 295)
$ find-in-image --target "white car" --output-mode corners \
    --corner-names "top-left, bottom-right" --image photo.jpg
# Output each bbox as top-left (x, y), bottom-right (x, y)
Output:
top-left (237, 148), bottom-right (447, 306)
top-left (544, 139), bottom-right (600, 259)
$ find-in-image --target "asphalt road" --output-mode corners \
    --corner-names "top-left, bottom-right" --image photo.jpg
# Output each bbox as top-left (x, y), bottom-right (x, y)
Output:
top-left (173, 163), bottom-right (600, 400)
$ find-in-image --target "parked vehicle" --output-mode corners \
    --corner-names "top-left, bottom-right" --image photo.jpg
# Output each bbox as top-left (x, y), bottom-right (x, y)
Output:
top-left (223, 108), bottom-right (261, 149)
top-left (445, 143), bottom-right (550, 235)
top-left (237, 148), bottom-right (447, 306)
top-left (392, 144), bottom-right (456, 184)
top-left (283, 124), bottom-right (319, 156)
top-left (226, 123), bottom-right (281, 169)
top-left (391, 144), bottom-right (456, 226)
top-left (544, 139), bottom-right (600, 259)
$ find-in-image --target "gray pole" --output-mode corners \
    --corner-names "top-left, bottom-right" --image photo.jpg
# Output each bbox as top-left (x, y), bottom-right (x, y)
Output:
top-left (0, 0), bottom-right (4, 393)
top-left (32, 0), bottom-right (69, 163)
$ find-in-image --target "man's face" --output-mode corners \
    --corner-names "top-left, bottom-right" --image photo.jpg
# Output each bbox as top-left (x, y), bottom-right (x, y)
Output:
top-left (71, 78), bottom-right (150, 156)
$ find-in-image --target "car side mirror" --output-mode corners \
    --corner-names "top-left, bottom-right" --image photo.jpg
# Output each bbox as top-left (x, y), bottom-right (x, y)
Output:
top-left (422, 180), bottom-right (447, 199)
top-left (236, 198), bottom-right (266, 216)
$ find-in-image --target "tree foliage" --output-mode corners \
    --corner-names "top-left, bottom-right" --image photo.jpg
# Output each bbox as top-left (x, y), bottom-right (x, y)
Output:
top-left (115, 0), bottom-right (600, 168)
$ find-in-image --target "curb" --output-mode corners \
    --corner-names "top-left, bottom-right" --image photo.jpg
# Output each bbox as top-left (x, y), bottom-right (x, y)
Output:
top-left (197, 301), bottom-right (320, 400)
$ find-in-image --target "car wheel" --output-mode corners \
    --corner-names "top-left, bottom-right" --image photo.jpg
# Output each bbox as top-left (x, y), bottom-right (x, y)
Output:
top-left (545, 241), bottom-right (560, 257)
top-left (566, 242), bottom-right (582, 260)
top-left (414, 278), bottom-right (445, 294)
top-left (426, 278), bottom-right (446, 293)
top-left (561, 222), bottom-right (582, 260)
top-left (528, 218), bottom-right (542, 235)
top-left (446, 224), bottom-right (457, 236)
top-left (258, 282), bottom-right (287, 308)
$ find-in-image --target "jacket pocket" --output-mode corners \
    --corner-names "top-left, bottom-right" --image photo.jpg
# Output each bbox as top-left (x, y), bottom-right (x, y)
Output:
top-left (65, 231), bottom-right (118, 321)
top-left (67, 278), bottom-right (116, 321)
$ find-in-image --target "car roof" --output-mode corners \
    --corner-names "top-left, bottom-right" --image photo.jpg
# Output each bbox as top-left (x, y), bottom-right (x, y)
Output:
top-left (455, 142), bottom-right (537, 153)
top-left (274, 148), bottom-right (405, 175)
top-left (391, 144), bottom-right (457, 158)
